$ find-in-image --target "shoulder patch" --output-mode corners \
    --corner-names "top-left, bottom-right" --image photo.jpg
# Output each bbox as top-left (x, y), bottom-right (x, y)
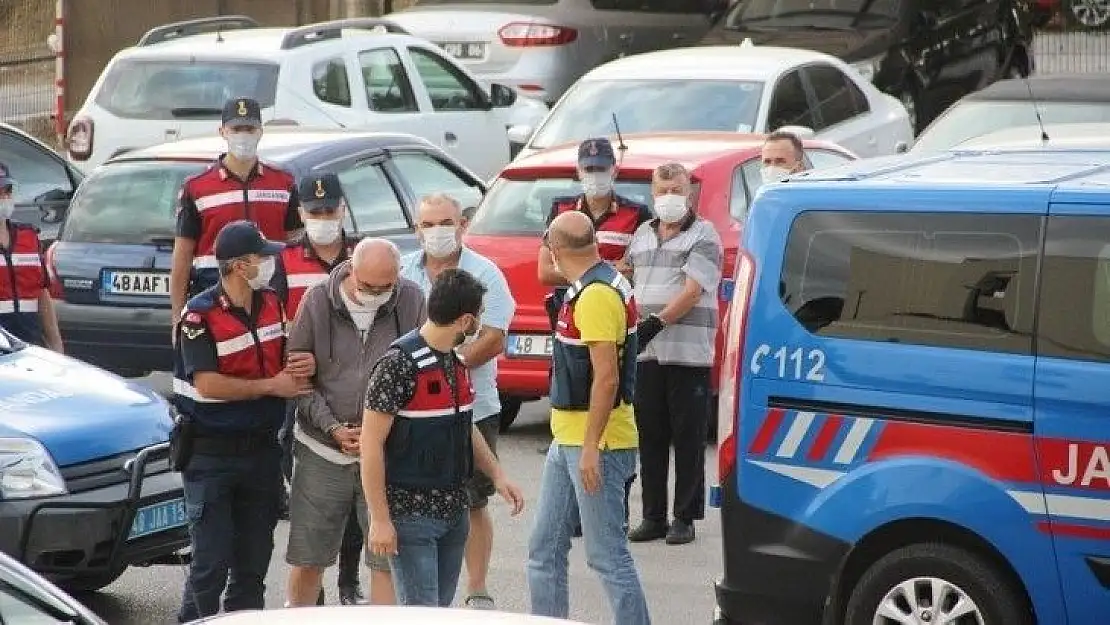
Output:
top-left (181, 324), bottom-right (205, 340)
top-left (183, 311), bottom-right (202, 324)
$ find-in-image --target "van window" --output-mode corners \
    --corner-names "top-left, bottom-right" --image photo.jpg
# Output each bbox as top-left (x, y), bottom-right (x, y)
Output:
top-left (359, 48), bottom-right (419, 113)
top-left (312, 57), bottom-right (352, 107)
top-left (468, 177), bottom-right (656, 236)
top-left (94, 59), bottom-right (279, 120)
top-left (780, 211), bottom-right (1041, 354)
top-left (59, 161), bottom-right (206, 244)
top-left (1038, 216), bottom-right (1110, 362)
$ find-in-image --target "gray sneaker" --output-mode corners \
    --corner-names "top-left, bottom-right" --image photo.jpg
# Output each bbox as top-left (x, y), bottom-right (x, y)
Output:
top-left (464, 594), bottom-right (496, 610)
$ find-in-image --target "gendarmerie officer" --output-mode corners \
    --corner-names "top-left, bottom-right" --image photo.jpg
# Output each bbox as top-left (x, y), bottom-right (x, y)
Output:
top-left (170, 96), bottom-right (303, 334)
top-left (0, 161), bottom-right (63, 351)
top-left (172, 220), bottom-right (314, 622)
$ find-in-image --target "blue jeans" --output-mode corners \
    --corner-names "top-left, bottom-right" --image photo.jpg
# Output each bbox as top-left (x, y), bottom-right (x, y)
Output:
top-left (177, 447), bottom-right (283, 622)
top-left (528, 445), bottom-right (651, 625)
top-left (389, 513), bottom-right (470, 607)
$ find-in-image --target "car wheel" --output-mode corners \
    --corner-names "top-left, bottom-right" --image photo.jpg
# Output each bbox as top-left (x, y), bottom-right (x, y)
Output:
top-left (844, 543), bottom-right (1032, 625)
top-left (498, 394), bottom-right (524, 433)
top-left (58, 566), bottom-right (128, 594)
top-left (1066, 0), bottom-right (1110, 29)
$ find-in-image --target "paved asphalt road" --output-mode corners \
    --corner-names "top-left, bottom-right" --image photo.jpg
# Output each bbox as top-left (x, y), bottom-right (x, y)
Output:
top-left (75, 373), bottom-right (721, 624)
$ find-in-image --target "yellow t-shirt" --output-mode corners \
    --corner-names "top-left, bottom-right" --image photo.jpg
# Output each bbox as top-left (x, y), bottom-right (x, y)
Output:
top-left (550, 283), bottom-right (638, 449)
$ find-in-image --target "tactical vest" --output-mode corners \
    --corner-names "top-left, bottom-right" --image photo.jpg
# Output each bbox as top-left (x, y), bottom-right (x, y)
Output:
top-left (384, 331), bottom-right (475, 490)
top-left (183, 160), bottom-right (294, 294)
top-left (552, 194), bottom-right (647, 262)
top-left (172, 286), bottom-right (287, 432)
top-left (0, 222), bottom-right (47, 345)
top-left (550, 262), bottom-right (638, 410)
top-left (279, 237), bottom-right (352, 317)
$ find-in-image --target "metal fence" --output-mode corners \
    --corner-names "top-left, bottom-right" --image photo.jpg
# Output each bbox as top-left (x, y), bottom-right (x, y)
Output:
top-left (0, 0), bottom-right (55, 141)
top-left (1033, 30), bottom-right (1110, 74)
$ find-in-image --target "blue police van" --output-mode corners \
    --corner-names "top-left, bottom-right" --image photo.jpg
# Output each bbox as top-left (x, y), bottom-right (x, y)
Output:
top-left (711, 148), bottom-right (1110, 625)
top-left (0, 326), bottom-right (187, 593)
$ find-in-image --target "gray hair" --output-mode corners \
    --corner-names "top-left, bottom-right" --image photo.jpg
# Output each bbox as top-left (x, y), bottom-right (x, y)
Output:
top-left (653, 162), bottom-right (690, 183)
top-left (419, 192), bottom-right (463, 217)
top-left (352, 237), bottom-right (400, 266)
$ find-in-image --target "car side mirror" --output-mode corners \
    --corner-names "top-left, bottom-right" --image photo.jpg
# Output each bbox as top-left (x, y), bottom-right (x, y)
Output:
top-left (507, 124), bottom-right (534, 145)
top-left (490, 83), bottom-right (517, 108)
top-left (775, 124), bottom-right (815, 139)
top-left (895, 141), bottom-right (909, 154)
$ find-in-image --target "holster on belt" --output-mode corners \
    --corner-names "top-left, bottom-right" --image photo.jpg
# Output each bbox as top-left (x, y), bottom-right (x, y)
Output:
top-left (169, 411), bottom-right (196, 472)
top-left (544, 291), bottom-right (563, 332)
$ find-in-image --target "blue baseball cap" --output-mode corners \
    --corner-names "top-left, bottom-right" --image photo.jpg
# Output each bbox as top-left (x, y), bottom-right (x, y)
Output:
top-left (578, 138), bottom-right (616, 169)
top-left (0, 162), bottom-right (13, 189)
top-left (214, 220), bottom-right (284, 261)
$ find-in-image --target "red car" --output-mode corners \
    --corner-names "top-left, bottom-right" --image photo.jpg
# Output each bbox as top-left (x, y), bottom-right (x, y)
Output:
top-left (464, 132), bottom-right (857, 431)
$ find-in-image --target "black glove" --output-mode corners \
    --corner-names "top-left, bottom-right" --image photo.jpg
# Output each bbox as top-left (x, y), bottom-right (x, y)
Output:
top-left (636, 314), bottom-right (666, 354)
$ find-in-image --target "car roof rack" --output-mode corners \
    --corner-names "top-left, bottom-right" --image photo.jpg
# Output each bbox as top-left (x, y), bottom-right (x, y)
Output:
top-left (137, 15), bottom-right (260, 47)
top-left (279, 18), bottom-right (410, 50)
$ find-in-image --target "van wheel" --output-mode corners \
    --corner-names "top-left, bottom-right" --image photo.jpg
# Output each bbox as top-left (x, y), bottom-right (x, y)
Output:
top-left (845, 543), bottom-right (1031, 625)
top-left (498, 395), bottom-right (524, 433)
top-left (59, 566), bottom-right (127, 593)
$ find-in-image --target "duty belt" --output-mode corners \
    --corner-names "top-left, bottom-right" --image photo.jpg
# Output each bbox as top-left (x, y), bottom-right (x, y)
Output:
top-left (192, 430), bottom-right (278, 456)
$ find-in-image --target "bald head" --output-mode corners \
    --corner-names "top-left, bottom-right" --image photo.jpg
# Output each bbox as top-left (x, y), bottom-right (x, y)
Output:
top-left (348, 238), bottom-right (400, 300)
top-left (547, 211), bottom-right (596, 251)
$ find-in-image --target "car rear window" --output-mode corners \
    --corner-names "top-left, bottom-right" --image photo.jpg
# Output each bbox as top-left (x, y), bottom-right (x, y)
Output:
top-left (94, 58), bottom-right (279, 120)
top-left (468, 176), bottom-right (656, 236)
top-left (60, 161), bottom-right (207, 244)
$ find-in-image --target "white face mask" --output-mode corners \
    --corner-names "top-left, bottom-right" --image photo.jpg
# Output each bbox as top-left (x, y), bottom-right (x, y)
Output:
top-left (247, 256), bottom-right (275, 290)
top-left (357, 289), bottom-right (392, 309)
top-left (226, 131), bottom-right (261, 161)
top-left (421, 225), bottom-right (459, 259)
top-left (0, 199), bottom-right (13, 221)
top-left (580, 171), bottom-right (614, 198)
top-left (761, 165), bottom-right (793, 185)
top-left (341, 287), bottom-right (376, 331)
top-left (304, 218), bottom-right (342, 245)
top-left (653, 193), bottom-right (688, 223)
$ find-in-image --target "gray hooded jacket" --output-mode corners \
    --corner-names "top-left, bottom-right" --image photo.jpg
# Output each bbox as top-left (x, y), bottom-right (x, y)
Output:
top-left (287, 260), bottom-right (426, 451)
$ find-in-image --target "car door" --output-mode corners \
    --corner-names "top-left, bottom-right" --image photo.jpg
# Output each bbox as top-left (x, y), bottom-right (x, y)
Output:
top-left (801, 63), bottom-right (880, 157)
top-left (330, 154), bottom-right (420, 253)
top-left (0, 128), bottom-right (80, 243)
top-left (1033, 208), bottom-right (1110, 625)
top-left (382, 151), bottom-right (486, 218)
top-left (762, 69), bottom-right (817, 133)
top-left (401, 44), bottom-right (510, 182)
top-left (353, 47), bottom-right (441, 145)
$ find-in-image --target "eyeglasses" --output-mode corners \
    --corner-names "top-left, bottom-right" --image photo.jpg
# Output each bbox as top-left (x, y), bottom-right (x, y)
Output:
top-left (357, 281), bottom-right (395, 296)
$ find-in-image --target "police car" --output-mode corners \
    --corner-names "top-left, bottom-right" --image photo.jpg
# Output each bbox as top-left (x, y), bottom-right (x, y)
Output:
top-left (0, 325), bottom-right (186, 593)
top-left (713, 148), bottom-right (1110, 625)
top-left (65, 16), bottom-right (548, 180)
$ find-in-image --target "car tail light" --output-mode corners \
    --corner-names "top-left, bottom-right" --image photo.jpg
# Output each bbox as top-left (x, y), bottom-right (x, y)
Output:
top-left (44, 242), bottom-right (63, 300)
top-left (715, 251), bottom-right (757, 489)
top-left (67, 117), bottom-right (93, 161)
top-left (498, 22), bottom-right (577, 47)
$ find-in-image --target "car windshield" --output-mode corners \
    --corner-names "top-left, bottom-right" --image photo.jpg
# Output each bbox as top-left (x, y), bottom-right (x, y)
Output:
top-left (94, 58), bottom-right (279, 120)
top-left (528, 79), bottom-right (764, 149)
top-left (726, 0), bottom-right (900, 28)
top-left (60, 161), bottom-right (207, 244)
top-left (468, 177), bottom-right (655, 236)
top-left (912, 101), bottom-right (1110, 153)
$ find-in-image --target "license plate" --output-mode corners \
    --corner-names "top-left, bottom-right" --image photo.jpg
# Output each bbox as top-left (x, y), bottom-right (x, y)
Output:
top-left (438, 41), bottom-right (486, 60)
top-left (102, 270), bottom-right (171, 296)
top-left (508, 334), bottom-right (553, 358)
top-left (128, 498), bottom-right (187, 540)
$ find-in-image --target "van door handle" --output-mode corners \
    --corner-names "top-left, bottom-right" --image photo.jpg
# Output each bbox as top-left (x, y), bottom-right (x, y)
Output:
top-left (444, 131), bottom-right (458, 145)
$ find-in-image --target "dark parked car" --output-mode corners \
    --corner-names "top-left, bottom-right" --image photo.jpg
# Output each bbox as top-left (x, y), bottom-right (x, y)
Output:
top-left (47, 128), bottom-right (487, 377)
top-left (0, 122), bottom-right (83, 243)
top-left (700, 0), bottom-right (1037, 133)
top-left (911, 74), bottom-right (1110, 154)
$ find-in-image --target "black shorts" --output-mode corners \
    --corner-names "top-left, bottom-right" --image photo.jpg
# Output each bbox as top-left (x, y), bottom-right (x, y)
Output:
top-left (466, 416), bottom-right (499, 509)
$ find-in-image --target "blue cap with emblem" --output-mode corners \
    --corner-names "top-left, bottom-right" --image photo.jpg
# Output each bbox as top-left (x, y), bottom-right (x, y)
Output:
top-left (214, 220), bottom-right (284, 261)
top-left (0, 161), bottom-right (13, 190)
top-left (578, 137), bottom-right (616, 169)
top-left (222, 97), bottom-right (262, 128)
top-left (298, 172), bottom-right (344, 213)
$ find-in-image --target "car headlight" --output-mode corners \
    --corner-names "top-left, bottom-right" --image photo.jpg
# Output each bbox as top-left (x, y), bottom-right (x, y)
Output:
top-left (850, 54), bottom-right (885, 83)
top-left (0, 438), bottom-right (67, 500)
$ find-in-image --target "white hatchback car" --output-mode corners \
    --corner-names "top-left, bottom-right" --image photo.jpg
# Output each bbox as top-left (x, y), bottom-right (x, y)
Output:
top-left (66, 16), bottom-right (548, 180)
top-left (510, 42), bottom-right (914, 161)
